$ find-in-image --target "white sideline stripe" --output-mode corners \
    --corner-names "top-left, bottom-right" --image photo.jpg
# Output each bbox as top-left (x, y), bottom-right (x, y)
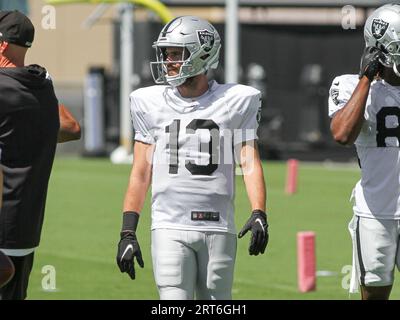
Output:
top-left (235, 279), bottom-right (299, 293)
top-left (295, 161), bottom-right (359, 171)
top-left (321, 162), bottom-right (359, 171)
top-left (316, 270), bottom-right (338, 277)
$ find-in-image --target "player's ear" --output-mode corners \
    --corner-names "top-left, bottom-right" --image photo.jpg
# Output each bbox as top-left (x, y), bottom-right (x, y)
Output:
top-left (0, 41), bottom-right (9, 53)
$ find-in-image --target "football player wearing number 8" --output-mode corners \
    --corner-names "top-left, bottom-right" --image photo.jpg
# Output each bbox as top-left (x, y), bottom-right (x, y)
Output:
top-left (116, 16), bottom-right (269, 300)
top-left (329, 4), bottom-right (400, 300)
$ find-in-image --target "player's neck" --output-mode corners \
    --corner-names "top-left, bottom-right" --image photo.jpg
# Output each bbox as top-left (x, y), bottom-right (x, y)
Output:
top-left (382, 67), bottom-right (400, 86)
top-left (0, 55), bottom-right (24, 67)
top-left (177, 74), bottom-right (209, 98)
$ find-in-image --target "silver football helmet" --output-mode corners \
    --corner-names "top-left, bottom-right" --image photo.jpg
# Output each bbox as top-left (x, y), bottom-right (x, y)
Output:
top-left (364, 4), bottom-right (400, 76)
top-left (150, 16), bottom-right (221, 87)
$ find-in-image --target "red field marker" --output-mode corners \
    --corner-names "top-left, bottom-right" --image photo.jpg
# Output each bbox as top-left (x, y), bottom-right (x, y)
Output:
top-left (297, 231), bottom-right (316, 292)
top-left (285, 159), bottom-right (298, 194)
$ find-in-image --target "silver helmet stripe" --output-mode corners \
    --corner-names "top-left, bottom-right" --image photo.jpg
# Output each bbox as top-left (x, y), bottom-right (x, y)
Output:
top-left (161, 16), bottom-right (182, 37)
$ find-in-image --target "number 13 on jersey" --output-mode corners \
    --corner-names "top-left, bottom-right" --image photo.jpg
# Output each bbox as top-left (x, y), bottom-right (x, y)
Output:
top-left (165, 119), bottom-right (220, 176)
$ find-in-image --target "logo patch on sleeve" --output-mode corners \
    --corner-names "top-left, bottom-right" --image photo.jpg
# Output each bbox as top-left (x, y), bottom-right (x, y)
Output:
top-left (330, 88), bottom-right (340, 105)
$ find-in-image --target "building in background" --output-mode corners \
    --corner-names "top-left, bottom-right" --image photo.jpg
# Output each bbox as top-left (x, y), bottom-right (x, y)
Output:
top-left (0, 0), bottom-right (28, 12)
top-left (1, 1), bottom-right (390, 160)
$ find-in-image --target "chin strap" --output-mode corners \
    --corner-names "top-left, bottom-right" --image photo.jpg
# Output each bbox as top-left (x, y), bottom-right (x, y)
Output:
top-left (393, 63), bottom-right (400, 77)
top-left (167, 76), bottom-right (187, 87)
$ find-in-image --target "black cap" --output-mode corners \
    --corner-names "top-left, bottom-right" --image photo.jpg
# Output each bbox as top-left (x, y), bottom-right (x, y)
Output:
top-left (0, 10), bottom-right (34, 48)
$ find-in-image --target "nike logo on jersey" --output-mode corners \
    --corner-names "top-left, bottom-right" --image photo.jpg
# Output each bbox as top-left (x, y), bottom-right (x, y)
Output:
top-left (255, 218), bottom-right (265, 233)
top-left (120, 244), bottom-right (134, 262)
top-left (333, 81), bottom-right (340, 86)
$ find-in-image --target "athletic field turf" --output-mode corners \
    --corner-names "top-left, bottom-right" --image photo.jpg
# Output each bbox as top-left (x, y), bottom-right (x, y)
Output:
top-left (26, 157), bottom-right (400, 300)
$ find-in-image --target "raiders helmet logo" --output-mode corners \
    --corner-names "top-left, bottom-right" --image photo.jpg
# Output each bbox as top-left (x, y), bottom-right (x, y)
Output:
top-left (372, 18), bottom-right (389, 39)
top-left (197, 29), bottom-right (215, 52)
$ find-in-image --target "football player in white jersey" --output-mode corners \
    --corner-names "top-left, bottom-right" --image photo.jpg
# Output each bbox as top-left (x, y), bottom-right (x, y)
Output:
top-left (329, 4), bottom-right (400, 300)
top-left (116, 16), bottom-right (269, 300)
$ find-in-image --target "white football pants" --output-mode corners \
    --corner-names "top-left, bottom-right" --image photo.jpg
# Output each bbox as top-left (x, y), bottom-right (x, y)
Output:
top-left (348, 215), bottom-right (400, 289)
top-left (151, 229), bottom-right (237, 300)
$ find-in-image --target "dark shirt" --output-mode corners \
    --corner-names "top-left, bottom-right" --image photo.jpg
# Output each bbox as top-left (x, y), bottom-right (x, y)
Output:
top-left (0, 64), bottom-right (60, 249)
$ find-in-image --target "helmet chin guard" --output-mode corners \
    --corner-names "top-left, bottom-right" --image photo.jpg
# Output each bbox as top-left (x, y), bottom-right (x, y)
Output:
top-left (150, 16), bottom-right (221, 87)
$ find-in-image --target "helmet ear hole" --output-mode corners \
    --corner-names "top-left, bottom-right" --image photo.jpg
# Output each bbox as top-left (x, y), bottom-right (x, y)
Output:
top-left (200, 54), bottom-right (210, 61)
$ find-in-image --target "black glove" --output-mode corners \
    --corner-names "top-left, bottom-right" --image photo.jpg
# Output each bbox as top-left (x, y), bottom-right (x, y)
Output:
top-left (238, 209), bottom-right (269, 256)
top-left (359, 46), bottom-right (384, 81)
top-left (116, 212), bottom-right (144, 280)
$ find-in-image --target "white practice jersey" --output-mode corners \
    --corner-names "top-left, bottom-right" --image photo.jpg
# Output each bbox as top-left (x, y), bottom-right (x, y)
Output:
top-left (328, 74), bottom-right (400, 219)
top-left (130, 80), bottom-right (261, 233)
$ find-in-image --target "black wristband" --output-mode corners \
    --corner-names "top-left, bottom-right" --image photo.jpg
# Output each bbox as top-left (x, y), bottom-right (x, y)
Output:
top-left (252, 209), bottom-right (268, 228)
top-left (252, 209), bottom-right (266, 217)
top-left (121, 211), bottom-right (140, 232)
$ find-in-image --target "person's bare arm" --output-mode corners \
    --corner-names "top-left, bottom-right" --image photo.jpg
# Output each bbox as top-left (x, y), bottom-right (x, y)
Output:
top-left (116, 141), bottom-right (154, 279)
top-left (123, 141), bottom-right (154, 213)
top-left (237, 140), bottom-right (269, 256)
top-left (330, 77), bottom-right (370, 145)
top-left (331, 47), bottom-right (383, 145)
top-left (57, 104), bottom-right (81, 143)
top-left (239, 141), bottom-right (266, 212)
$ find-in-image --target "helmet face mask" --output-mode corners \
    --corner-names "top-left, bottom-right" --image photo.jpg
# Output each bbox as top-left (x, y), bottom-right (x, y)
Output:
top-left (151, 45), bottom-right (195, 87)
top-left (364, 4), bottom-right (400, 77)
top-left (150, 16), bottom-right (221, 87)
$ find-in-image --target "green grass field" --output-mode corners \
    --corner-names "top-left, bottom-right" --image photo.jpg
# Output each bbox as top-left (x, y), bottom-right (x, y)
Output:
top-left (25, 157), bottom-right (400, 300)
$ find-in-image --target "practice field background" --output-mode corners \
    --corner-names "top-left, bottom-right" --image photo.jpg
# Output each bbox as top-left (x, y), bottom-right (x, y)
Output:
top-left (26, 157), bottom-right (400, 300)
